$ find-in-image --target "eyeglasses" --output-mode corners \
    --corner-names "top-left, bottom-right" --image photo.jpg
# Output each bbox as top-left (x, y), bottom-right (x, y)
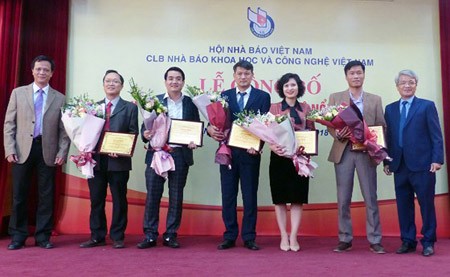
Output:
top-left (104, 79), bottom-right (121, 85)
top-left (398, 81), bottom-right (416, 87)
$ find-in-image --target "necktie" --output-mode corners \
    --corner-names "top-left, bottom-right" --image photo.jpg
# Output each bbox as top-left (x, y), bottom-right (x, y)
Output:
top-left (33, 89), bottom-right (44, 137)
top-left (398, 101), bottom-right (408, 147)
top-left (104, 102), bottom-right (112, 131)
top-left (238, 92), bottom-right (246, 111)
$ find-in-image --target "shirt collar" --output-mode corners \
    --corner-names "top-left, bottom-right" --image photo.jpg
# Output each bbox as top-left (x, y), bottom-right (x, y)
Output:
top-left (401, 96), bottom-right (415, 105)
top-left (349, 91), bottom-right (363, 103)
top-left (281, 99), bottom-right (302, 112)
top-left (164, 93), bottom-right (184, 103)
top-left (235, 86), bottom-right (251, 95)
top-left (33, 83), bottom-right (49, 94)
top-left (105, 96), bottom-right (120, 106)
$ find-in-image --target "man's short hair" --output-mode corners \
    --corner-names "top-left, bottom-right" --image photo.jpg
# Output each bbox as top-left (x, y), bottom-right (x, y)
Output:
top-left (344, 60), bottom-right (365, 75)
top-left (395, 69), bottom-right (419, 85)
top-left (233, 60), bottom-right (254, 73)
top-left (31, 55), bottom-right (55, 71)
top-left (103, 69), bottom-right (124, 85)
top-left (164, 67), bottom-right (185, 81)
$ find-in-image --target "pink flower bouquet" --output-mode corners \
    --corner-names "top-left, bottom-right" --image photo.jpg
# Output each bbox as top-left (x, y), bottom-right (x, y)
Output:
top-left (61, 94), bottom-right (105, 178)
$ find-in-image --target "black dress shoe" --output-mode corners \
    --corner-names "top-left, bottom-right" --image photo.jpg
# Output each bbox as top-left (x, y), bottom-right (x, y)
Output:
top-left (137, 238), bottom-right (157, 249)
top-left (422, 246), bottom-right (434, 257)
top-left (35, 240), bottom-right (54, 249)
top-left (112, 240), bottom-right (125, 249)
top-left (244, 240), bottom-right (260, 250)
top-left (396, 242), bottom-right (416, 254)
top-left (163, 237), bottom-right (180, 248)
top-left (80, 239), bottom-right (106, 248)
top-left (217, 240), bottom-right (235, 250)
top-left (7, 241), bottom-right (25, 250)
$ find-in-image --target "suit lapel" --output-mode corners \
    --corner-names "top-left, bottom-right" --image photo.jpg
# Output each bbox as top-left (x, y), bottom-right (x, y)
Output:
top-left (182, 96), bottom-right (189, 119)
top-left (110, 97), bottom-right (125, 118)
top-left (44, 87), bottom-right (56, 115)
top-left (404, 97), bottom-right (420, 127)
top-left (26, 84), bottom-right (35, 113)
top-left (245, 86), bottom-right (257, 109)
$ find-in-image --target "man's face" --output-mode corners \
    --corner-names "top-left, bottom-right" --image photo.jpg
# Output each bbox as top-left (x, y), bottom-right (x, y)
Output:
top-left (103, 72), bottom-right (123, 98)
top-left (165, 70), bottom-right (184, 94)
top-left (345, 65), bottom-right (365, 89)
top-left (396, 75), bottom-right (417, 99)
top-left (233, 66), bottom-right (253, 90)
top-left (32, 61), bottom-right (53, 87)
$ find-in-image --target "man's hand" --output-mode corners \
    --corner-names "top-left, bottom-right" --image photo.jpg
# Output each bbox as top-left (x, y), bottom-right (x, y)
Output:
top-left (430, 163), bottom-right (442, 173)
top-left (207, 125), bottom-right (225, 141)
top-left (188, 141), bottom-right (197, 149)
top-left (336, 126), bottom-right (351, 141)
top-left (54, 157), bottom-right (65, 166)
top-left (6, 154), bottom-right (18, 163)
top-left (247, 147), bottom-right (260, 155)
top-left (143, 130), bottom-right (154, 140)
top-left (383, 165), bottom-right (392, 176)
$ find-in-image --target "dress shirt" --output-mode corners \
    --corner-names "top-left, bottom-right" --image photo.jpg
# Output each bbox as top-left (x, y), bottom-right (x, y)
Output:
top-left (33, 83), bottom-right (49, 134)
top-left (235, 87), bottom-right (251, 108)
top-left (349, 91), bottom-right (364, 115)
top-left (399, 96), bottom-right (414, 118)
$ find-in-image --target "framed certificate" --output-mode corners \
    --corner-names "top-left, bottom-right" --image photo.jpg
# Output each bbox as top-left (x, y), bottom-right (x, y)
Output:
top-left (99, 132), bottom-right (137, 157)
top-left (295, 130), bottom-right (318, 155)
top-left (351, 125), bottom-right (386, 151)
top-left (227, 123), bottom-right (262, 151)
top-left (168, 119), bottom-right (204, 146)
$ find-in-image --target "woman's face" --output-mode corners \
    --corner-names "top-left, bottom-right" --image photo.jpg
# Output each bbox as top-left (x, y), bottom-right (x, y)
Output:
top-left (283, 78), bottom-right (298, 100)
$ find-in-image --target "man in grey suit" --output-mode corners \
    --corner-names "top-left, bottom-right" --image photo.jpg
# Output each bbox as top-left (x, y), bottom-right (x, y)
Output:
top-left (79, 70), bottom-right (138, 249)
top-left (137, 67), bottom-right (200, 249)
top-left (328, 60), bottom-right (386, 254)
top-left (4, 55), bottom-right (70, 250)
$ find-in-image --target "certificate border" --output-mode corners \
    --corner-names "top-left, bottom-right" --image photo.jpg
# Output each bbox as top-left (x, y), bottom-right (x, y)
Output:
top-left (295, 130), bottom-right (319, 156)
top-left (98, 131), bottom-right (138, 157)
top-left (168, 119), bottom-right (204, 147)
top-left (227, 123), bottom-right (262, 152)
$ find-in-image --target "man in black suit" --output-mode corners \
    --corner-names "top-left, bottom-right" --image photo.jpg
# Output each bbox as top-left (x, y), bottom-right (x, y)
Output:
top-left (208, 60), bottom-right (271, 250)
top-left (80, 69), bottom-right (138, 249)
top-left (137, 67), bottom-right (200, 249)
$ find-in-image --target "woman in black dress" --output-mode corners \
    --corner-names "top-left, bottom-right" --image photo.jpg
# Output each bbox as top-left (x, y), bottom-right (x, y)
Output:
top-left (269, 73), bottom-right (315, 251)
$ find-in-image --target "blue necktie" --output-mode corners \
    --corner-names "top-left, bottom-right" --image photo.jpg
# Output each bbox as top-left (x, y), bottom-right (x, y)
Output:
top-left (398, 101), bottom-right (408, 147)
top-left (33, 89), bottom-right (44, 137)
top-left (238, 92), bottom-right (246, 111)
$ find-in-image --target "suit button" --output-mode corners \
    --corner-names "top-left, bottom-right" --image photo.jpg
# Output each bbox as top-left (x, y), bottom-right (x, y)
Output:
top-left (32, 121), bottom-right (35, 123)
top-left (30, 134), bottom-right (33, 137)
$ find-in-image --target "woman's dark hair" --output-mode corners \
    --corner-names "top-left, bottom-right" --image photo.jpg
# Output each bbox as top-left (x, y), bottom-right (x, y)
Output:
top-left (275, 73), bottom-right (305, 98)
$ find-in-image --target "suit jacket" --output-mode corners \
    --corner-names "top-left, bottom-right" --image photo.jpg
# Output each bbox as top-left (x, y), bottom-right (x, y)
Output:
top-left (93, 97), bottom-right (138, 171)
top-left (327, 90), bottom-right (385, 164)
top-left (223, 86), bottom-right (271, 122)
top-left (385, 97), bottom-right (444, 172)
top-left (142, 94), bottom-right (200, 166)
top-left (4, 83), bottom-right (70, 166)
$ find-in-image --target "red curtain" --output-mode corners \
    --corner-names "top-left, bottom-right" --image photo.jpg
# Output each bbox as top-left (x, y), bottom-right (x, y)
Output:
top-left (440, 0), bottom-right (450, 190)
top-left (0, 0), bottom-right (23, 232)
top-left (0, 0), bottom-right (69, 232)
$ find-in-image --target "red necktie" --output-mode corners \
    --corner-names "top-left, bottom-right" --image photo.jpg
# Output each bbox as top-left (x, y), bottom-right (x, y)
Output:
top-left (104, 102), bottom-right (112, 131)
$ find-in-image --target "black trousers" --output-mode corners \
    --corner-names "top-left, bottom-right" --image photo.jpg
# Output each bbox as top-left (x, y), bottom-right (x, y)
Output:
top-left (9, 139), bottom-right (56, 243)
top-left (87, 156), bottom-right (129, 241)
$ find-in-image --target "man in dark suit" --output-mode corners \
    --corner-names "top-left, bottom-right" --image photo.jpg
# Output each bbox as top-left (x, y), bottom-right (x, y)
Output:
top-left (137, 67), bottom-right (200, 249)
top-left (328, 60), bottom-right (386, 254)
top-left (80, 69), bottom-right (138, 249)
top-left (208, 60), bottom-right (271, 250)
top-left (4, 55), bottom-right (70, 250)
top-left (384, 69), bottom-right (444, 257)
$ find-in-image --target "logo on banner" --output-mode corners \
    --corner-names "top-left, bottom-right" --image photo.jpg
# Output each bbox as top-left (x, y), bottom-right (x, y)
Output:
top-left (247, 7), bottom-right (275, 38)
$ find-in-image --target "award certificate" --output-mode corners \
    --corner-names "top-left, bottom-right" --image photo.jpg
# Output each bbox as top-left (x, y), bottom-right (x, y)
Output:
top-left (351, 125), bottom-right (386, 151)
top-left (295, 130), bottom-right (319, 155)
top-left (99, 132), bottom-right (137, 157)
top-left (227, 124), bottom-right (262, 151)
top-left (168, 119), bottom-right (204, 146)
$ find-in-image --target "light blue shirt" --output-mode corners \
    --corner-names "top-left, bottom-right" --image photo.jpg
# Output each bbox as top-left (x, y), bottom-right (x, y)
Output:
top-left (399, 96), bottom-right (414, 118)
top-left (236, 86), bottom-right (251, 107)
top-left (104, 96), bottom-right (121, 115)
top-left (349, 91), bottom-right (364, 115)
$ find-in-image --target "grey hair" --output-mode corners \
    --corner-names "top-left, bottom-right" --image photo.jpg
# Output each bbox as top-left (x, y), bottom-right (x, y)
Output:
top-left (395, 69), bottom-right (419, 85)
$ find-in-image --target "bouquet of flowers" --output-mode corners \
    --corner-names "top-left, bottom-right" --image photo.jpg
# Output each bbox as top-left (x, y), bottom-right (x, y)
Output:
top-left (185, 85), bottom-right (232, 167)
top-left (129, 78), bottom-right (174, 178)
top-left (129, 78), bottom-right (167, 130)
top-left (234, 111), bottom-right (317, 177)
top-left (307, 102), bottom-right (390, 164)
top-left (61, 94), bottom-right (105, 178)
